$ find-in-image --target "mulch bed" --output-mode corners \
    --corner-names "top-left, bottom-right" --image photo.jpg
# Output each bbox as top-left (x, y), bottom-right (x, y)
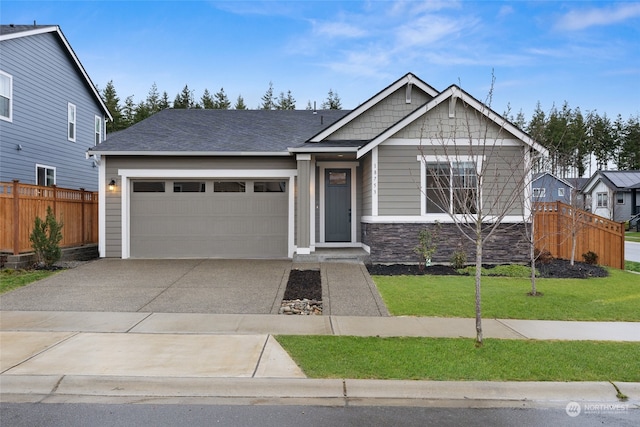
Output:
top-left (283, 269), bottom-right (322, 300)
top-left (366, 259), bottom-right (608, 279)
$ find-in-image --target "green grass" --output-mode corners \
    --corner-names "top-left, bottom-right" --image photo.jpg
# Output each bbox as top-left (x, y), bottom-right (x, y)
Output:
top-left (276, 336), bottom-right (640, 381)
top-left (373, 269), bottom-right (640, 321)
top-left (626, 231), bottom-right (640, 242)
top-left (0, 269), bottom-right (57, 294)
top-left (626, 261), bottom-right (640, 273)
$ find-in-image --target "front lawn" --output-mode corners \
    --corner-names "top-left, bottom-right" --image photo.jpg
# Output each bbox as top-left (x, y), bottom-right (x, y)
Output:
top-left (373, 268), bottom-right (640, 321)
top-left (626, 231), bottom-right (640, 242)
top-left (276, 336), bottom-right (640, 382)
top-left (0, 269), bottom-right (57, 294)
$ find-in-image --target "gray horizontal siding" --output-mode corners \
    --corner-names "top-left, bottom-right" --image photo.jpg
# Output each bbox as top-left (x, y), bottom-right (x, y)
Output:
top-left (0, 32), bottom-right (104, 190)
top-left (378, 145), bottom-right (422, 215)
top-left (376, 144), bottom-right (526, 217)
top-left (361, 154), bottom-right (372, 216)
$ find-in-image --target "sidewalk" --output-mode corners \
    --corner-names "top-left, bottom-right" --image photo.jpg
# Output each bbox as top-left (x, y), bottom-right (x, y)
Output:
top-left (1, 311), bottom-right (639, 407)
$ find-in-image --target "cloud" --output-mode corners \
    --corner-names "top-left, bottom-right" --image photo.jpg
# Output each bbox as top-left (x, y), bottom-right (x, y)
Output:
top-left (311, 20), bottom-right (367, 39)
top-left (497, 5), bottom-right (514, 19)
top-left (556, 3), bottom-right (640, 31)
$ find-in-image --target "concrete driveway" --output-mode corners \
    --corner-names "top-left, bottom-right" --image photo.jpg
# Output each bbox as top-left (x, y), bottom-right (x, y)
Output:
top-left (0, 259), bottom-right (388, 316)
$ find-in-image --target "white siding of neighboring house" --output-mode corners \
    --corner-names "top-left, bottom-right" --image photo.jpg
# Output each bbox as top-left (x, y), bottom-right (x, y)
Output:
top-left (589, 181), bottom-right (613, 219)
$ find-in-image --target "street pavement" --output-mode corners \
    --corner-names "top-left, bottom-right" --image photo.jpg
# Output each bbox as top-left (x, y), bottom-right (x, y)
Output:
top-left (626, 241), bottom-right (640, 262)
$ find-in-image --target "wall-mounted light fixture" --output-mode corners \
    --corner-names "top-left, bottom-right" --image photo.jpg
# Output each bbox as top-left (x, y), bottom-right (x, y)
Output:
top-left (108, 179), bottom-right (116, 192)
top-left (16, 144), bottom-right (23, 151)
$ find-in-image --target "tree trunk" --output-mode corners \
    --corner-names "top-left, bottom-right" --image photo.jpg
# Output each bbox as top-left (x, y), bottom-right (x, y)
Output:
top-left (475, 222), bottom-right (483, 346)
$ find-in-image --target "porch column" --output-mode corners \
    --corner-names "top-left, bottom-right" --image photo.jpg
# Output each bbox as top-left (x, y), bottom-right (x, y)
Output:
top-left (296, 154), bottom-right (311, 254)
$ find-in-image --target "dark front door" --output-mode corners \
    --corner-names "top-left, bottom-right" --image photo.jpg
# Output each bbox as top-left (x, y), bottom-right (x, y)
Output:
top-left (325, 169), bottom-right (351, 242)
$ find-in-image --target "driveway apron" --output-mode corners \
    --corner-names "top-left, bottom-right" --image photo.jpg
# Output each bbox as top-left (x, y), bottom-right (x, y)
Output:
top-left (0, 259), bottom-right (388, 316)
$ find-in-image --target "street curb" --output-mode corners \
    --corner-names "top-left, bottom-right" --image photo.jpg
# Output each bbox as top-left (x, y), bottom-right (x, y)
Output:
top-left (2, 376), bottom-right (639, 408)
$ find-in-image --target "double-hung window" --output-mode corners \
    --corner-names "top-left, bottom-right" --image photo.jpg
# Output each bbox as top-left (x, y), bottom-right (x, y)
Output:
top-left (0, 70), bottom-right (12, 121)
top-left (94, 116), bottom-right (102, 145)
top-left (596, 192), bottom-right (608, 208)
top-left (533, 188), bottom-right (546, 199)
top-left (68, 103), bottom-right (76, 141)
top-left (420, 156), bottom-right (480, 215)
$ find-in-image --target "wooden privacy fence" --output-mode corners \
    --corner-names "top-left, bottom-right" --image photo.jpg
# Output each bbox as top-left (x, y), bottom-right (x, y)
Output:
top-left (533, 201), bottom-right (625, 270)
top-left (0, 180), bottom-right (98, 255)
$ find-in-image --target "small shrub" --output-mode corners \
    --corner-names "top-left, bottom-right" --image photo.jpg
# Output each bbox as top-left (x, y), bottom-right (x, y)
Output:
top-left (29, 206), bottom-right (63, 268)
top-left (414, 222), bottom-right (441, 269)
top-left (582, 251), bottom-right (598, 265)
top-left (450, 245), bottom-right (467, 269)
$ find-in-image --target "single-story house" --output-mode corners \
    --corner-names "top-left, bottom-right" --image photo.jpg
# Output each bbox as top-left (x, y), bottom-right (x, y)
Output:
top-left (581, 170), bottom-right (640, 222)
top-left (88, 73), bottom-right (546, 263)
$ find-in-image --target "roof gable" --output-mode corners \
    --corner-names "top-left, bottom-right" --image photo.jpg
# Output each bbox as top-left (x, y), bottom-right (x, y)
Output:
top-left (356, 85), bottom-right (548, 159)
top-left (532, 172), bottom-right (574, 188)
top-left (583, 170), bottom-right (640, 193)
top-left (309, 73), bottom-right (438, 143)
top-left (1, 25), bottom-right (111, 120)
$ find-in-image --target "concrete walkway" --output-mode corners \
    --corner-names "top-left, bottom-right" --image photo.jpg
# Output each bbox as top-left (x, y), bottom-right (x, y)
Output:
top-left (1, 311), bottom-right (639, 408)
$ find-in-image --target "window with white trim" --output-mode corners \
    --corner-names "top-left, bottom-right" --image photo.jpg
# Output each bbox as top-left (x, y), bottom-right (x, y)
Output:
top-left (36, 165), bottom-right (56, 187)
top-left (94, 116), bottom-right (102, 145)
top-left (596, 192), bottom-right (608, 208)
top-left (0, 70), bottom-right (12, 121)
top-left (616, 193), bottom-right (624, 204)
top-left (420, 156), bottom-right (480, 215)
top-left (68, 103), bottom-right (76, 141)
top-left (533, 188), bottom-right (546, 199)
top-left (557, 188), bottom-right (564, 198)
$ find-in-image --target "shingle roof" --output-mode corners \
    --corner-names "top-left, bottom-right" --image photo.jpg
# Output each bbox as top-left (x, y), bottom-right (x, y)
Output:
top-left (91, 109), bottom-right (351, 153)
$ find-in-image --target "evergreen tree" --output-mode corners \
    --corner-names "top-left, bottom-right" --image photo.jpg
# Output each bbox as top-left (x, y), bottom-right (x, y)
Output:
top-left (173, 84), bottom-right (194, 109)
top-left (234, 94), bottom-right (247, 110)
top-left (146, 82), bottom-right (161, 114)
top-left (569, 108), bottom-right (589, 177)
top-left (134, 100), bottom-right (150, 123)
top-left (159, 91), bottom-right (171, 110)
top-left (201, 89), bottom-right (215, 109)
top-left (121, 95), bottom-right (136, 128)
top-left (321, 89), bottom-right (342, 109)
top-left (618, 116), bottom-right (640, 169)
top-left (101, 80), bottom-right (123, 132)
top-left (214, 87), bottom-right (231, 109)
top-left (260, 81), bottom-right (275, 110)
top-left (305, 100), bottom-right (314, 111)
top-left (588, 113), bottom-right (616, 170)
top-left (276, 90), bottom-right (296, 110)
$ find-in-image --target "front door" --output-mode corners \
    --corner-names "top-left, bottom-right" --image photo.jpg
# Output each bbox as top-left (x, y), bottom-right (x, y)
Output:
top-left (325, 169), bottom-right (351, 242)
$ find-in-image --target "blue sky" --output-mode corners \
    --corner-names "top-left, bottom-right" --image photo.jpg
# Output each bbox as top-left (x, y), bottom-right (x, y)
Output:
top-left (2, 1), bottom-right (639, 120)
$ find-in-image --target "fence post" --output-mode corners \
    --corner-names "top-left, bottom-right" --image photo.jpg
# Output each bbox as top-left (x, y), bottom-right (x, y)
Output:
top-left (80, 188), bottom-right (86, 245)
top-left (52, 184), bottom-right (57, 216)
top-left (12, 180), bottom-right (20, 255)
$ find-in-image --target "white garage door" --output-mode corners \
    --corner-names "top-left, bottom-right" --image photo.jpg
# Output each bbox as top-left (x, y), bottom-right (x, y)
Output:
top-left (130, 180), bottom-right (288, 258)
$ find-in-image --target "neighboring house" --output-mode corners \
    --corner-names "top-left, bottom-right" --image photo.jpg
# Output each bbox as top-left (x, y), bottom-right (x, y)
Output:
top-left (581, 170), bottom-right (640, 222)
top-left (0, 24), bottom-right (111, 191)
top-left (531, 172), bottom-right (588, 205)
top-left (88, 73), bottom-right (546, 262)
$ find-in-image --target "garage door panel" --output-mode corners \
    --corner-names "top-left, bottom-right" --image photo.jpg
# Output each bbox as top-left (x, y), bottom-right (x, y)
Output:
top-left (130, 180), bottom-right (288, 258)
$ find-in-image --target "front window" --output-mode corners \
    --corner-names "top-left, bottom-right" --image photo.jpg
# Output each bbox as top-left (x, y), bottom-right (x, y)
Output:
top-left (0, 71), bottom-right (12, 121)
top-left (422, 157), bottom-right (479, 215)
top-left (36, 165), bottom-right (56, 186)
top-left (94, 116), bottom-right (102, 145)
top-left (596, 192), bottom-right (608, 208)
top-left (68, 103), bottom-right (76, 141)
top-left (533, 188), bottom-right (546, 199)
top-left (616, 193), bottom-right (624, 204)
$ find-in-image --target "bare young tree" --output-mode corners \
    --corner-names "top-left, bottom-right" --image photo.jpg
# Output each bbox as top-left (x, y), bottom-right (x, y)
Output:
top-left (418, 76), bottom-right (546, 346)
